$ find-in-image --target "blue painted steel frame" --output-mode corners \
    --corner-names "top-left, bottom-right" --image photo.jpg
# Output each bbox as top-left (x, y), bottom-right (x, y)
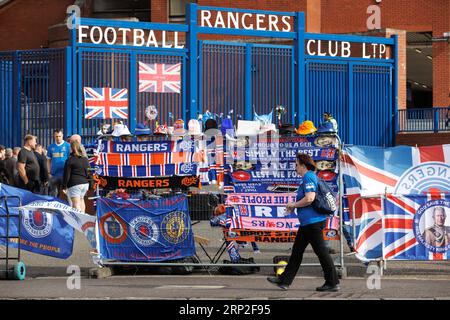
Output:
top-left (295, 12), bottom-right (306, 125)
top-left (12, 51), bottom-right (21, 147)
top-left (70, 13), bottom-right (77, 137)
top-left (71, 14), bottom-right (188, 133)
top-left (393, 35), bottom-right (399, 138)
top-left (65, 46), bottom-right (73, 136)
top-left (187, 3), bottom-right (198, 120)
top-left (245, 44), bottom-right (252, 120)
top-left (62, 3), bottom-right (397, 146)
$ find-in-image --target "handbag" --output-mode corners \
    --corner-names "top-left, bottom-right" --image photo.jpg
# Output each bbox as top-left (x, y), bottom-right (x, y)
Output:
top-left (312, 179), bottom-right (337, 215)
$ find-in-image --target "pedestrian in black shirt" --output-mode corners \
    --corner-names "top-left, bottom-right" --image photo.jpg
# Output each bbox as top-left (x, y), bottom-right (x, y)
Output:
top-left (62, 140), bottom-right (92, 212)
top-left (4, 148), bottom-right (18, 186)
top-left (0, 145), bottom-right (11, 185)
top-left (17, 135), bottom-right (40, 193)
top-left (34, 144), bottom-right (49, 195)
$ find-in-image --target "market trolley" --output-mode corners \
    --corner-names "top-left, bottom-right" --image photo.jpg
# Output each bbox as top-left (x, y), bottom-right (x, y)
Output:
top-left (88, 132), bottom-right (347, 279)
top-left (0, 196), bottom-right (26, 280)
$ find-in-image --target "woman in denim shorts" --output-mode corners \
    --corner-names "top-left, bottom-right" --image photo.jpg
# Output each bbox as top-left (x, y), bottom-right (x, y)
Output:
top-left (62, 140), bottom-right (92, 212)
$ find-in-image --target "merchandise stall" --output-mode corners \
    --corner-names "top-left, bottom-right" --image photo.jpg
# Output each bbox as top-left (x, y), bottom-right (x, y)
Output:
top-left (88, 120), bottom-right (227, 269)
top-left (85, 113), bottom-right (347, 275)
top-left (219, 119), bottom-right (346, 272)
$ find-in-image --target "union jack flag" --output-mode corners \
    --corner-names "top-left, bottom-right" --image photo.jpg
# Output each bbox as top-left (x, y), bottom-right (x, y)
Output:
top-left (138, 62), bottom-right (181, 93)
top-left (383, 193), bottom-right (449, 260)
top-left (84, 87), bottom-right (128, 119)
top-left (342, 144), bottom-right (450, 261)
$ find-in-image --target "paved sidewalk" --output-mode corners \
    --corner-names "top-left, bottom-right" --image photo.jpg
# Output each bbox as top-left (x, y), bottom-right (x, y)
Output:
top-left (0, 274), bottom-right (449, 300)
top-left (3, 226), bottom-right (450, 279)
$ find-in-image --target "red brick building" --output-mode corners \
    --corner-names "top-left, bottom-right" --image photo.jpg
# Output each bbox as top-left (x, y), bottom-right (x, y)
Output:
top-left (0, 0), bottom-right (449, 117)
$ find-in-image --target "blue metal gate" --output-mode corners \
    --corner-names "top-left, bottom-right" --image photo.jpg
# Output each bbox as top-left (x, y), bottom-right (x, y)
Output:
top-left (0, 52), bottom-right (14, 147)
top-left (70, 18), bottom-right (188, 144)
top-left (304, 34), bottom-right (397, 146)
top-left (305, 61), bottom-right (394, 146)
top-left (0, 49), bottom-right (68, 148)
top-left (200, 42), bottom-right (294, 124)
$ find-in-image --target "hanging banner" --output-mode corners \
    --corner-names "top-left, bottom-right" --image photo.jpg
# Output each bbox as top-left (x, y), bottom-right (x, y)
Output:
top-left (226, 147), bottom-right (338, 163)
top-left (224, 182), bottom-right (299, 194)
top-left (226, 135), bottom-right (338, 164)
top-left (232, 135), bottom-right (339, 149)
top-left (228, 169), bottom-right (302, 184)
top-left (342, 144), bottom-right (450, 261)
top-left (225, 193), bottom-right (296, 206)
top-left (224, 229), bottom-right (297, 243)
top-left (342, 144), bottom-right (450, 197)
top-left (98, 140), bottom-right (197, 154)
top-left (0, 208), bottom-right (74, 259)
top-left (226, 179), bottom-right (338, 194)
top-left (97, 195), bottom-right (195, 262)
top-left (231, 205), bottom-right (300, 231)
top-left (223, 134), bottom-right (340, 194)
top-left (84, 87), bottom-right (128, 120)
top-left (92, 163), bottom-right (199, 178)
top-left (138, 62), bottom-right (181, 93)
top-left (97, 175), bottom-right (200, 190)
top-left (95, 151), bottom-right (204, 166)
top-left (0, 184), bottom-right (74, 259)
top-left (20, 200), bottom-right (97, 249)
top-left (383, 194), bottom-right (450, 261)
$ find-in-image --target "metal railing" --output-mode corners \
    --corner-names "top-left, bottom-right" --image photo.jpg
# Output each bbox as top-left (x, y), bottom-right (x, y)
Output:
top-left (398, 107), bottom-right (450, 133)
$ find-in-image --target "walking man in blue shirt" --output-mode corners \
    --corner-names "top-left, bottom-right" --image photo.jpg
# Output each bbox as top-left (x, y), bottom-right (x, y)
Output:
top-left (47, 129), bottom-right (70, 198)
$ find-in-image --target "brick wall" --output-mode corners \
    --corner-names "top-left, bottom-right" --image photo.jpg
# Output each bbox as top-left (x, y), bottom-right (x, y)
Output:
top-left (0, 0), bottom-right (73, 51)
top-left (396, 132), bottom-right (450, 146)
top-left (386, 29), bottom-right (407, 111)
top-left (432, 0), bottom-right (450, 107)
top-left (320, 0), bottom-right (435, 33)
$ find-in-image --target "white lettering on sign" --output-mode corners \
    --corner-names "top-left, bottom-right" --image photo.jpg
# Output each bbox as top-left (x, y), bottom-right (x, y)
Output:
top-left (104, 27), bottom-right (117, 45)
top-left (254, 206), bottom-right (288, 218)
top-left (90, 26), bottom-right (103, 44)
top-left (306, 40), bottom-right (388, 59)
top-left (199, 10), bottom-right (293, 32)
top-left (77, 26), bottom-right (184, 49)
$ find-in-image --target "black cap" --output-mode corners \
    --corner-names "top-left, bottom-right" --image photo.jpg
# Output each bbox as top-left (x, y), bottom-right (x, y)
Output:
top-left (204, 118), bottom-right (218, 131)
top-left (279, 124), bottom-right (296, 135)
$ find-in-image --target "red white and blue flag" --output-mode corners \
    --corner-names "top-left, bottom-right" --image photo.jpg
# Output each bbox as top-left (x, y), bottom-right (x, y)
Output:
top-left (342, 144), bottom-right (450, 261)
top-left (383, 193), bottom-right (449, 260)
top-left (84, 87), bottom-right (128, 119)
top-left (138, 62), bottom-right (181, 93)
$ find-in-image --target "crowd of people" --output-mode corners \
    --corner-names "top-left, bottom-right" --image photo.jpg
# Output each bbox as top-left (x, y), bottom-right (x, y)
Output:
top-left (0, 130), bottom-right (92, 213)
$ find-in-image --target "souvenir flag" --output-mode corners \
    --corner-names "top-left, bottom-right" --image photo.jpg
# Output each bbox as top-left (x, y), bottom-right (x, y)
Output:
top-left (20, 200), bottom-right (97, 249)
top-left (92, 163), bottom-right (198, 178)
top-left (0, 184), bottom-right (74, 259)
top-left (95, 152), bottom-right (204, 166)
top-left (97, 195), bottom-right (195, 262)
top-left (342, 144), bottom-right (450, 261)
top-left (84, 87), bottom-right (128, 119)
top-left (97, 140), bottom-right (196, 154)
top-left (138, 62), bottom-right (181, 93)
top-left (383, 193), bottom-right (450, 261)
top-left (230, 205), bottom-right (300, 232)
